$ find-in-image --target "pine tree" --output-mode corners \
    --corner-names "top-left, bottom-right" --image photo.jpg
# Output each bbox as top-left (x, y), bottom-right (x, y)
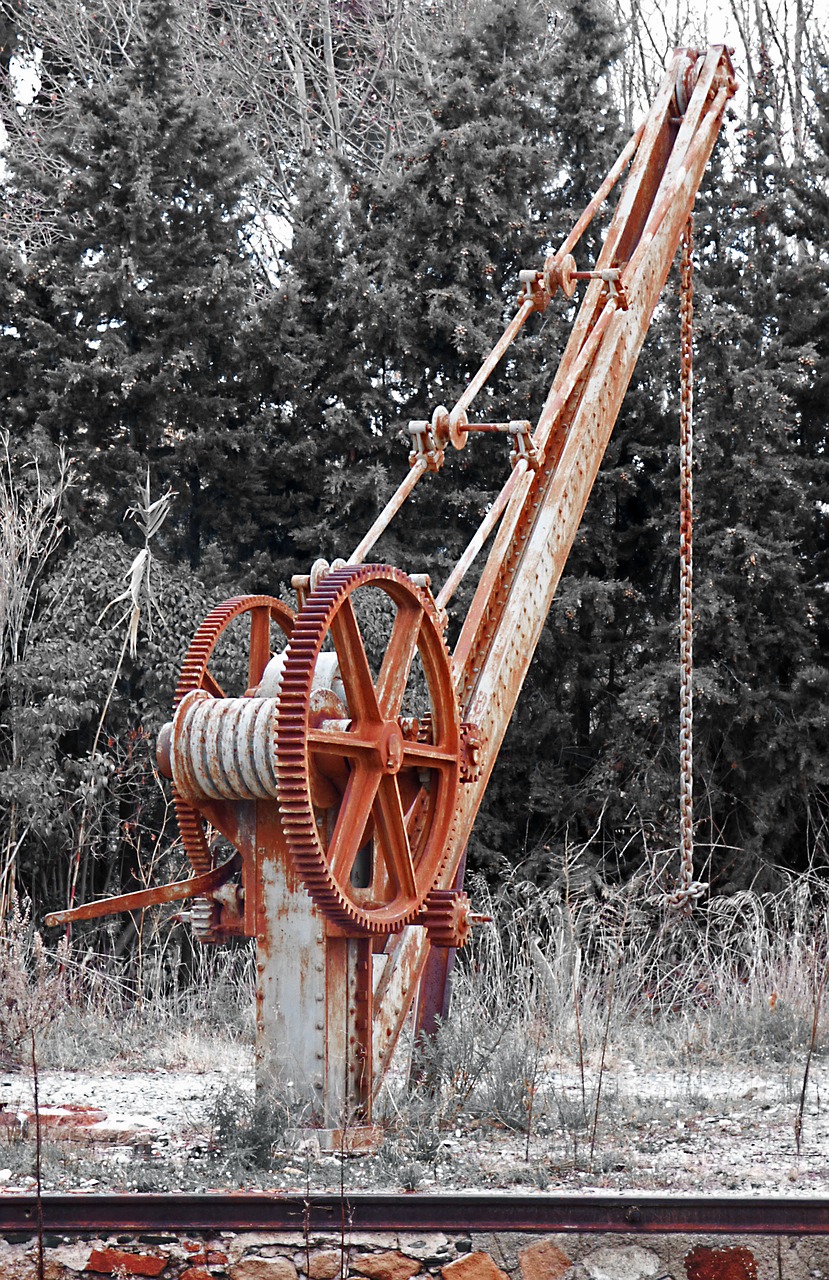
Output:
top-left (583, 47), bottom-right (829, 889)
top-left (0, 0), bottom-right (259, 567)
top-left (684, 50), bottom-right (829, 881)
top-left (448, 0), bottom-right (630, 874)
top-left (223, 156), bottom-right (390, 590)
top-left (348, 0), bottom-right (569, 579)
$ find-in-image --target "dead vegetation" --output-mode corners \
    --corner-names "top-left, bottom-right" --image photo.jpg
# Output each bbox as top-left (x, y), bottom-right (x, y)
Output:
top-left (1, 857), bottom-right (828, 1193)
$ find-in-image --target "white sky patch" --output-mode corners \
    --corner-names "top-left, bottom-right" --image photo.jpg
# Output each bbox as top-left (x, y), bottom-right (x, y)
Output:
top-left (247, 210), bottom-right (292, 285)
top-left (9, 47), bottom-right (42, 109)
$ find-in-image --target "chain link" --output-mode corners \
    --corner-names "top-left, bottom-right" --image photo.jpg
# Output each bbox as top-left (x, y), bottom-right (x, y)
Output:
top-left (666, 215), bottom-right (707, 913)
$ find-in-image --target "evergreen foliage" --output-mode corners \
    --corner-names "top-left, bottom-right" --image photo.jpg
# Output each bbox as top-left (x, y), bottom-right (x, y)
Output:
top-left (229, 156), bottom-right (386, 589)
top-left (0, 0), bottom-right (259, 567)
top-left (467, 0), bottom-right (631, 874)
top-left (351, 0), bottom-right (565, 576)
top-left (1, 1), bottom-right (828, 923)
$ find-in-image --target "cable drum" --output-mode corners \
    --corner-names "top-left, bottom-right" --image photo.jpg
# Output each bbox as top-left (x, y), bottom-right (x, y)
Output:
top-left (172, 692), bottom-right (281, 802)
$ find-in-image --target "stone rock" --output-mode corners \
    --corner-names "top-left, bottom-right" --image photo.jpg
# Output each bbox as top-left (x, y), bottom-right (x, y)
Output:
top-left (232, 1258), bottom-right (300, 1280)
top-left (0, 1239), bottom-right (37, 1280)
top-left (442, 1253), bottom-right (511, 1280)
top-left (351, 1250), bottom-right (422, 1280)
top-left (308, 1250), bottom-right (345, 1279)
top-left (519, 1240), bottom-right (572, 1280)
top-left (399, 1237), bottom-right (451, 1262)
top-left (45, 1243), bottom-right (96, 1274)
top-left (582, 1246), bottom-right (660, 1280)
top-left (170, 1243), bottom-right (219, 1266)
top-left (685, 1247), bottom-right (758, 1280)
top-left (478, 1234), bottom-right (536, 1274)
top-left (84, 1247), bottom-right (168, 1276)
top-left (224, 1237), bottom-right (296, 1264)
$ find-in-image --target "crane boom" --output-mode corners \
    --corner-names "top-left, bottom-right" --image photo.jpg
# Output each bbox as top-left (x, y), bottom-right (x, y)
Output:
top-left (374, 43), bottom-right (735, 1098)
top-left (49, 45), bottom-right (736, 1138)
top-left (453, 44), bottom-right (735, 872)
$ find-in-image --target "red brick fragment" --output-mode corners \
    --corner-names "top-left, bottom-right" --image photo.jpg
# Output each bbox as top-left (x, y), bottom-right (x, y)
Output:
top-left (442, 1253), bottom-right (510, 1280)
top-left (685, 1247), bottom-right (757, 1280)
top-left (519, 1240), bottom-right (572, 1280)
top-left (178, 1249), bottom-right (226, 1273)
top-left (181, 1268), bottom-right (214, 1280)
top-left (85, 1248), bottom-right (168, 1276)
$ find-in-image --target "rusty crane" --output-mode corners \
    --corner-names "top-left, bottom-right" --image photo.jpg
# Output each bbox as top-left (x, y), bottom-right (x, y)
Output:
top-left (48, 46), bottom-right (737, 1144)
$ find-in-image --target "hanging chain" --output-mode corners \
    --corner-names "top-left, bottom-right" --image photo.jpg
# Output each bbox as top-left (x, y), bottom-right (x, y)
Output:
top-left (667, 215), bottom-right (707, 914)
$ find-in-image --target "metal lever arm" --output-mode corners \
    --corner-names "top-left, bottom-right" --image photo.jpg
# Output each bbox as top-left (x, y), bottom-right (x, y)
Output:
top-left (45, 854), bottom-right (241, 927)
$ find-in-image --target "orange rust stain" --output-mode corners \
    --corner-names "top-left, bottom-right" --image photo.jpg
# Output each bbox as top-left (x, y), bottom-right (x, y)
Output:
top-left (685, 1246), bottom-right (758, 1280)
top-left (85, 1248), bottom-right (168, 1276)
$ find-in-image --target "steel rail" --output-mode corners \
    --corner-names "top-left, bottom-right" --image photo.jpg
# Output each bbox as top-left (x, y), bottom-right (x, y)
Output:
top-left (3, 1194), bottom-right (829, 1235)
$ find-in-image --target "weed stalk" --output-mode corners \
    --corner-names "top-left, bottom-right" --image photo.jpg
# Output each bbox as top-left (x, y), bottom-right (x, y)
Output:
top-left (31, 1031), bottom-right (44, 1280)
top-left (795, 951), bottom-right (828, 1156)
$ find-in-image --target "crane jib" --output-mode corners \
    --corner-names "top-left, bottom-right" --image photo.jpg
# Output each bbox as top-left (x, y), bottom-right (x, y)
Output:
top-left (52, 45), bottom-right (737, 1134)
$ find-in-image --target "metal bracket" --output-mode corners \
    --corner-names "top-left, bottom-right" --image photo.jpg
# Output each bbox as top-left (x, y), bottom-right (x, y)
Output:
top-left (517, 268), bottom-right (553, 312)
top-left (525, 255), bottom-right (630, 311)
top-left (408, 418), bottom-right (445, 472)
top-left (459, 721), bottom-right (484, 783)
top-left (508, 421), bottom-right (542, 471)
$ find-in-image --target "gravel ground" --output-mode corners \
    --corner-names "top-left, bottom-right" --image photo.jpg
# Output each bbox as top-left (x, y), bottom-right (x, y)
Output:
top-left (2, 1053), bottom-right (827, 1195)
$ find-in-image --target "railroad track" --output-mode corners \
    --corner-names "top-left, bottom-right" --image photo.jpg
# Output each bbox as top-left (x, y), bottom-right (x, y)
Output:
top-left (2, 1194), bottom-right (829, 1235)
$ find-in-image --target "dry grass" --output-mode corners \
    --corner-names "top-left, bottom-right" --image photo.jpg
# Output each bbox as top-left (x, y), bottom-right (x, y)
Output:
top-left (372, 861), bottom-right (829, 1181)
top-left (0, 904), bottom-right (256, 1072)
top-left (2, 860), bottom-right (828, 1190)
top-left (439, 862), bottom-right (829, 1086)
top-left (4, 860), bottom-right (827, 1081)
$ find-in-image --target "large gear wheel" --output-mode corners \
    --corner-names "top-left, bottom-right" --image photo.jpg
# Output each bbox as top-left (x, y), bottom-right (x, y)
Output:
top-left (171, 595), bottom-right (294, 940)
top-left (276, 564), bottom-right (461, 934)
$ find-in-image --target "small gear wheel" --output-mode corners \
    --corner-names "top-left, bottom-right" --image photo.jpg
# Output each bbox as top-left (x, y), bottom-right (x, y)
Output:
top-left (460, 722), bottom-right (484, 784)
top-left (419, 889), bottom-right (473, 949)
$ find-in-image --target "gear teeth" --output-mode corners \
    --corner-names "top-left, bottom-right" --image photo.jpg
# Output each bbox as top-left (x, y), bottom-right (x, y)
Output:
top-left (276, 564), bottom-right (461, 934)
top-left (172, 595), bottom-right (294, 942)
top-left (419, 889), bottom-right (472, 949)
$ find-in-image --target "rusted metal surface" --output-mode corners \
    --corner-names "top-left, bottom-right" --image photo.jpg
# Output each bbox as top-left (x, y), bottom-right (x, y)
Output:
top-left (667, 217), bottom-right (706, 912)
top-left (43, 855), bottom-right (240, 927)
top-left (55, 47), bottom-right (736, 1132)
top-left (251, 817), bottom-right (327, 1112)
top-left (371, 923), bottom-right (428, 1090)
top-left (442, 46), bottom-right (737, 921)
top-left (275, 564), bottom-right (461, 935)
top-left (555, 122), bottom-right (646, 263)
top-left (169, 595), bottom-right (294, 941)
top-left (435, 462), bottom-right (526, 612)
top-left (450, 299), bottom-right (537, 422)
top-left (3, 1194), bottom-right (829, 1235)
